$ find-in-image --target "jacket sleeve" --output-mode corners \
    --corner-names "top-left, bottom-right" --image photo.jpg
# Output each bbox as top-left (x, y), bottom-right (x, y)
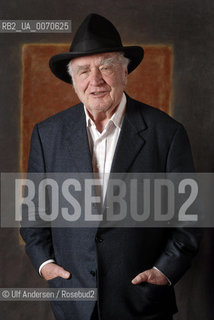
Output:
top-left (154, 124), bottom-right (202, 285)
top-left (20, 124), bottom-right (55, 272)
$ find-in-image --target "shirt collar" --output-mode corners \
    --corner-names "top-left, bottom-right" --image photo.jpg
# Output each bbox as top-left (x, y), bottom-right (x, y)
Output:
top-left (84, 92), bottom-right (126, 129)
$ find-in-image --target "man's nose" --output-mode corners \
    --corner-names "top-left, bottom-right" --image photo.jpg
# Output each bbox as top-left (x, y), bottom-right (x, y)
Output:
top-left (89, 68), bottom-right (104, 85)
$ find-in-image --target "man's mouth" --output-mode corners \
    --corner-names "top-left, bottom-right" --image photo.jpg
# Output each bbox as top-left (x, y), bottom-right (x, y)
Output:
top-left (90, 91), bottom-right (108, 96)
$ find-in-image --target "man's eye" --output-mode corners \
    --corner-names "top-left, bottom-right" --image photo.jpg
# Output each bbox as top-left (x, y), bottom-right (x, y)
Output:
top-left (101, 66), bottom-right (109, 71)
top-left (100, 66), bottom-right (114, 73)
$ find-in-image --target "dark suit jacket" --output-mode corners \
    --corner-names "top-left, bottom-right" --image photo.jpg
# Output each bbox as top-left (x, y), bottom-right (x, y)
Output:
top-left (20, 94), bottom-right (201, 320)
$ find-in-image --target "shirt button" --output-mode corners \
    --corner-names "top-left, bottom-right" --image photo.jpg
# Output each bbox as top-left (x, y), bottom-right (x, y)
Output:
top-left (90, 270), bottom-right (96, 277)
top-left (95, 236), bottom-right (103, 243)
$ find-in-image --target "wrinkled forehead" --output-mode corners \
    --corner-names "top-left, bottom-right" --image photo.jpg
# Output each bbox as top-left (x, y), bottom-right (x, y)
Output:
top-left (71, 52), bottom-right (120, 68)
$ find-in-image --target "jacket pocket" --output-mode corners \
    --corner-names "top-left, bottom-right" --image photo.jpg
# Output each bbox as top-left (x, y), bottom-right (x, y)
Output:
top-left (136, 282), bottom-right (170, 302)
top-left (47, 276), bottom-right (62, 288)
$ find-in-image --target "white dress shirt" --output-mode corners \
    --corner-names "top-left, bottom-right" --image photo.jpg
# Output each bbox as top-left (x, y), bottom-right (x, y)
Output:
top-left (84, 92), bottom-right (126, 200)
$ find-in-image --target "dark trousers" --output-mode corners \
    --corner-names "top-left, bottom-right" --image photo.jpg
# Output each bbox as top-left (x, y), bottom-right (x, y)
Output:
top-left (90, 305), bottom-right (173, 320)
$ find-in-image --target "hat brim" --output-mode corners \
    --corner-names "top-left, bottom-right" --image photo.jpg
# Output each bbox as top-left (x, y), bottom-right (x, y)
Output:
top-left (49, 46), bottom-right (144, 84)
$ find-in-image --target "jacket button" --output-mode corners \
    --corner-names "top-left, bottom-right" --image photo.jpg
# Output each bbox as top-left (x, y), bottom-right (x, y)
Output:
top-left (95, 236), bottom-right (103, 243)
top-left (90, 270), bottom-right (96, 277)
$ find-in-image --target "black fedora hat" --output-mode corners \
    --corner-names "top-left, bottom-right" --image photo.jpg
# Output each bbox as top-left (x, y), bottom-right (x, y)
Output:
top-left (49, 13), bottom-right (144, 84)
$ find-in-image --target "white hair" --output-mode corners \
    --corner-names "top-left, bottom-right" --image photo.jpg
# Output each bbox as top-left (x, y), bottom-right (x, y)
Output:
top-left (67, 52), bottom-right (130, 87)
top-left (117, 52), bottom-right (130, 72)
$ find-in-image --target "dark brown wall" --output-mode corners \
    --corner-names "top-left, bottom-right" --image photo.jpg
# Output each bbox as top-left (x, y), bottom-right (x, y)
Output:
top-left (0, 1), bottom-right (214, 319)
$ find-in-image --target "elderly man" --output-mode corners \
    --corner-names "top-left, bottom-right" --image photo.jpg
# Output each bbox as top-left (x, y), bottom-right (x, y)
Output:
top-left (20, 13), bottom-right (201, 320)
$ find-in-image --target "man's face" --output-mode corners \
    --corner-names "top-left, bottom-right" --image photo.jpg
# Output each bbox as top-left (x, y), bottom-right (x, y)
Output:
top-left (70, 52), bottom-right (127, 116)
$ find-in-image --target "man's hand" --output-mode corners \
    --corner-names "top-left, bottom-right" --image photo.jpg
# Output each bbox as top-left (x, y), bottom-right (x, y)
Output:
top-left (41, 263), bottom-right (71, 281)
top-left (131, 268), bottom-right (170, 285)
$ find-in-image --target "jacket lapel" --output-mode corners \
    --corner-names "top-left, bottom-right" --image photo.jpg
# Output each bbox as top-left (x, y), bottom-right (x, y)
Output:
top-left (63, 104), bottom-right (93, 173)
top-left (111, 95), bottom-right (147, 173)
